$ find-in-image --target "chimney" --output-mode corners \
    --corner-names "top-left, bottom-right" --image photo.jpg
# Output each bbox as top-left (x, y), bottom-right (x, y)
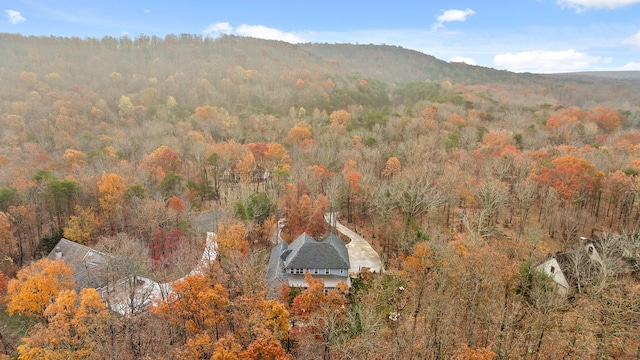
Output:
top-left (55, 246), bottom-right (62, 259)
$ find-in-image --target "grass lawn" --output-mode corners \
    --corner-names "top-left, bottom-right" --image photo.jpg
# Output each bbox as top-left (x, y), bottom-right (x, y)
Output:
top-left (0, 305), bottom-right (39, 357)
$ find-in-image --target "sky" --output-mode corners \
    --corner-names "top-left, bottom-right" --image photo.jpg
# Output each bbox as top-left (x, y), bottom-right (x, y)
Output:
top-left (2, 0), bottom-right (640, 74)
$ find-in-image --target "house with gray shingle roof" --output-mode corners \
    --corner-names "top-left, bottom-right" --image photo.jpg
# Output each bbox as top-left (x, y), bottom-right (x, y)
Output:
top-left (267, 232), bottom-right (351, 291)
top-left (47, 238), bottom-right (111, 290)
top-left (47, 233), bottom-right (219, 316)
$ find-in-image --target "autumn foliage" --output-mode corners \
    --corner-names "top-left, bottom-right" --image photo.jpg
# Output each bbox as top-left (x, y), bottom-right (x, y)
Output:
top-left (17, 288), bottom-right (109, 359)
top-left (535, 155), bottom-right (601, 202)
top-left (277, 184), bottom-right (329, 242)
top-left (0, 33), bottom-right (639, 359)
top-left (6, 259), bottom-right (76, 319)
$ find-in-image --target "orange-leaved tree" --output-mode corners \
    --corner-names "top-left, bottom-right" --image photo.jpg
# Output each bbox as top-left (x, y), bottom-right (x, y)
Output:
top-left (6, 258), bottom-right (76, 318)
top-left (382, 156), bottom-right (401, 180)
top-left (285, 123), bottom-right (312, 146)
top-left (343, 159), bottom-right (363, 223)
top-left (140, 145), bottom-right (182, 183)
top-left (17, 288), bottom-right (109, 359)
top-left (291, 273), bottom-right (327, 317)
top-left (216, 222), bottom-right (249, 261)
top-left (278, 184), bottom-right (302, 243)
top-left (240, 339), bottom-right (291, 360)
top-left (153, 274), bottom-right (229, 358)
top-left (329, 109), bottom-right (351, 133)
top-left (535, 155), bottom-right (601, 202)
top-left (265, 142), bottom-right (291, 185)
top-left (591, 107), bottom-right (625, 132)
top-left (307, 164), bottom-right (332, 194)
top-left (0, 211), bottom-right (14, 260)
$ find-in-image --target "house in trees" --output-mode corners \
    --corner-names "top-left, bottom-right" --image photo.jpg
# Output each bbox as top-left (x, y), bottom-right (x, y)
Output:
top-left (537, 238), bottom-right (603, 296)
top-left (267, 232), bottom-right (351, 291)
top-left (536, 256), bottom-right (571, 296)
top-left (48, 233), bottom-right (219, 316)
top-left (47, 238), bottom-right (166, 316)
top-left (47, 238), bottom-right (111, 290)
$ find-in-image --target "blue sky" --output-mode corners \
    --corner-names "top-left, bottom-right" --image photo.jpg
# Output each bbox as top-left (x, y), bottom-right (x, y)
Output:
top-left (2, 0), bottom-right (640, 73)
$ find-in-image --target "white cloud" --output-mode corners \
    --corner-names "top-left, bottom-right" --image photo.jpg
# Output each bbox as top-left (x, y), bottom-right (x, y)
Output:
top-left (432, 8), bottom-right (475, 30)
top-left (203, 22), bottom-right (233, 36)
top-left (557, 0), bottom-right (640, 10)
top-left (494, 49), bottom-right (605, 73)
top-left (4, 9), bottom-right (26, 24)
top-left (622, 30), bottom-right (640, 47)
top-left (438, 8), bottom-right (476, 22)
top-left (450, 56), bottom-right (476, 65)
top-left (235, 24), bottom-right (305, 43)
top-left (617, 61), bottom-right (640, 70)
top-left (202, 22), bottom-right (306, 43)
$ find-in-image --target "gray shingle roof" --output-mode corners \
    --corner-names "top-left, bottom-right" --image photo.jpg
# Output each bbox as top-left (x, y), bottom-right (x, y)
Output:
top-left (284, 232), bottom-right (350, 270)
top-left (266, 241), bottom-right (288, 289)
top-left (47, 238), bottom-right (110, 289)
top-left (322, 233), bottom-right (350, 266)
top-left (266, 232), bottom-right (352, 295)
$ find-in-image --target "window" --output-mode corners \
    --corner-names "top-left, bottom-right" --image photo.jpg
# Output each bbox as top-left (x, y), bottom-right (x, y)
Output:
top-left (588, 246), bottom-right (594, 255)
top-left (550, 266), bottom-right (555, 274)
top-left (325, 269), bottom-right (330, 274)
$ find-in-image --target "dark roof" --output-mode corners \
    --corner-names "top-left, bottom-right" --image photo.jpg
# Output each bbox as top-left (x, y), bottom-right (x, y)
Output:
top-left (552, 249), bottom-right (600, 291)
top-left (283, 232), bottom-right (350, 270)
top-left (266, 241), bottom-right (288, 289)
top-left (47, 238), bottom-right (110, 289)
top-left (321, 233), bottom-right (350, 266)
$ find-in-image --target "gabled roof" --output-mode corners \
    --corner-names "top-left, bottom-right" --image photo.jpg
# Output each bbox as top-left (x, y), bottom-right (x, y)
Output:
top-left (47, 238), bottom-right (110, 290)
top-left (538, 242), bottom-right (603, 295)
top-left (322, 233), bottom-right (350, 266)
top-left (283, 232), bottom-right (350, 270)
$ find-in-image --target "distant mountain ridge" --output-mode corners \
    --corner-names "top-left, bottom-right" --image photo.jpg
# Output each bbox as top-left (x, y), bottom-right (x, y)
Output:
top-left (558, 71), bottom-right (640, 80)
top-left (0, 33), bottom-right (638, 110)
top-left (0, 32), bottom-right (634, 86)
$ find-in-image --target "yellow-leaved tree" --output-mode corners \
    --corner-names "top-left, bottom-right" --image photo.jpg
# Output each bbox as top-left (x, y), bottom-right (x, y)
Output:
top-left (6, 258), bottom-right (76, 319)
top-left (63, 206), bottom-right (99, 245)
top-left (17, 288), bottom-right (109, 359)
top-left (97, 172), bottom-right (127, 216)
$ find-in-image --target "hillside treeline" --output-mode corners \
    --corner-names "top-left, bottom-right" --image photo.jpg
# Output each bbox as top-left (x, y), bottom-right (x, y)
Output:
top-left (0, 33), bottom-right (640, 359)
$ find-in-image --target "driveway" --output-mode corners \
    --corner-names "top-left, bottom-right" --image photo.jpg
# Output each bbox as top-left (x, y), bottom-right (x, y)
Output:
top-left (326, 213), bottom-right (384, 274)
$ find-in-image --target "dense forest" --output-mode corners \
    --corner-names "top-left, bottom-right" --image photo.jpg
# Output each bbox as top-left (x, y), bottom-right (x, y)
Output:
top-left (1, 32), bottom-right (640, 359)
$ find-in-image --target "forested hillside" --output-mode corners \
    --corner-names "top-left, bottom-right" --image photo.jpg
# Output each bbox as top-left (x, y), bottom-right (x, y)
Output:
top-left (1, 32), bottom-right (640, 359)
